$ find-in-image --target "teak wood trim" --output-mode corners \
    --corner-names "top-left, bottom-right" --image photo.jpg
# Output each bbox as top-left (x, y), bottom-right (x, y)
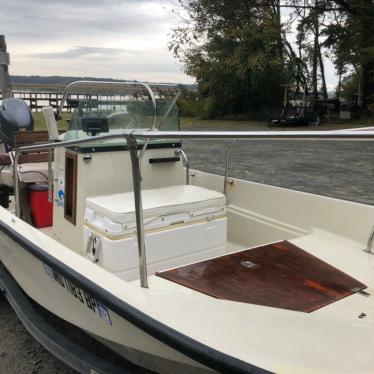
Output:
top-left (13, 131), bottom-right (50, 147)
top-left (64, 151), bottom-right (77, 225)
top-left (157, 240), bottom-right (367, 313)
top-left (14, 131), bottom-right (51, 164)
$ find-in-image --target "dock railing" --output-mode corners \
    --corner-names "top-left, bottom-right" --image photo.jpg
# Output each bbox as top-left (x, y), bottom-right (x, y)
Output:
top-left (14, 129), bottom-right (374, 288)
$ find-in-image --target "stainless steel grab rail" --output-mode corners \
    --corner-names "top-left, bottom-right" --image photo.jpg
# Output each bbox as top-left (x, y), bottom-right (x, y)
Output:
top-left (132, 130), bottom-right (374, 140)
top-left (175, 149), bottom-right (190, 185)
top-left (13, 129), bottom-right (374, 289)
top-left (224, 140), bottom-right (238, 195)
top-left (365, 225), bottom-right (374, 254)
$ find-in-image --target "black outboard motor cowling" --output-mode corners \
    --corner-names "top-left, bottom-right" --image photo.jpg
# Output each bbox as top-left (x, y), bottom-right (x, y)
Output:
top-left (0, 98), bottom-right (34, 150)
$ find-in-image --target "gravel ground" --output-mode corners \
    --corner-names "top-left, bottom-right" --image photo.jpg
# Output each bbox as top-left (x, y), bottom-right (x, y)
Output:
top-left (182, 120), bottom-right (374, 205)
top-left (1, 119), bottom-right (373, 373)
top-left (0, 293), bottom-right (74, 374)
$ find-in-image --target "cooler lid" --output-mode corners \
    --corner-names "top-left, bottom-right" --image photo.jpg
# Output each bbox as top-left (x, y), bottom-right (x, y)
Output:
top-left (85, 185), bottom-right (226, 225)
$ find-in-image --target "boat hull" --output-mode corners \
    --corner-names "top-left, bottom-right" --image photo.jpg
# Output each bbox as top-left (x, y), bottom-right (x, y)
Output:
top-left (0, 220), bottom-right (217, 373)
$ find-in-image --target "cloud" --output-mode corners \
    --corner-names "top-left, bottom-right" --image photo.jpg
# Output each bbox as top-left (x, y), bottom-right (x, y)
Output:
top-left (0, 0), bottom-right (192, 83)
top-left (0, 0), bottom-right (176, 41)
top-left (29, 46), bottom-right (134, 59)
top-left (0, 0), bottom-right (337, 86)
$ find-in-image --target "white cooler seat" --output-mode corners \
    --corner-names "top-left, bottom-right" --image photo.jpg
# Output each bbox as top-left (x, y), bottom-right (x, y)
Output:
top-left (84, 185), bottom-right (227, 279)
top-left (86, 185), bottom-right (226, 225)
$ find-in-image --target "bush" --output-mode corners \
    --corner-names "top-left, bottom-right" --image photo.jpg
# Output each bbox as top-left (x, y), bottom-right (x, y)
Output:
top-left (177, 95), bottom-right (199, 117)
top-left (200, 97), bottom-right (219, 119)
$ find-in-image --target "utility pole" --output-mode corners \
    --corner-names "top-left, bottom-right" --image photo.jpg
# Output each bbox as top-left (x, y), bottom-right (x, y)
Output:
top-left (0, 35), bottom-right (12, 100)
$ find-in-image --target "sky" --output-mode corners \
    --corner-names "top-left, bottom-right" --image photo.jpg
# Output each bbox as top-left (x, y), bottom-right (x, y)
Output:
top-left (0, 0), bottom-right (338, 88)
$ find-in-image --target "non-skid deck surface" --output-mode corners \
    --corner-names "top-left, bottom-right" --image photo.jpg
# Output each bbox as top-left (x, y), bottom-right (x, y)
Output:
top-left (156, 241), bottom-right (366, 312)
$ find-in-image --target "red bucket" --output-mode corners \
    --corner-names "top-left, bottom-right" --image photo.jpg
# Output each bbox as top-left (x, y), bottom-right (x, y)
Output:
top-left (29, 183), bottom-right (53, 228)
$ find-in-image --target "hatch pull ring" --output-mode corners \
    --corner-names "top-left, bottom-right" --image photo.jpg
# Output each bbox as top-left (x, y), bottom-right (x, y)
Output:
top-left (364, 225), bottom-right (374, 254)
top-left (86, 232), bottom-right (101, 263)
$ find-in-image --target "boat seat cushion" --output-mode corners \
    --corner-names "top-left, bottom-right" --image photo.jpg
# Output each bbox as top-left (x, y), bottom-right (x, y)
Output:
top-left (17, 162), bottom-right (52, 183)
top-left (86, 185), bottom-right (226, 225)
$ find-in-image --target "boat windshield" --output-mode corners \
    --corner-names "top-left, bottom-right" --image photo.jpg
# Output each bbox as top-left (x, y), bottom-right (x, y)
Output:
top-left (63, 84), bottom-right (180, 148)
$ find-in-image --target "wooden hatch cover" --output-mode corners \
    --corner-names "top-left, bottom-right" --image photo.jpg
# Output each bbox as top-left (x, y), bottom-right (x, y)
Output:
top-left (156, 241), bottom-right (366, 312)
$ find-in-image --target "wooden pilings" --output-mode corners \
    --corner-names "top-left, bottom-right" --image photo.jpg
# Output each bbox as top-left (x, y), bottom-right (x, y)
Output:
top-left (0, 91), bottom-right (101, 112)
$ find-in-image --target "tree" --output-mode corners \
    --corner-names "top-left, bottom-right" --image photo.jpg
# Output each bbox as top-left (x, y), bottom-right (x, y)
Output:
top-left (170, 0), bottom-right (373, 117)
top-left (287, 0), bottom-right (330, 101)
top-left (340, 72), bottom-right (360, 101)
top-left (170, 0), bottom-right (290, 118)
top-left (325, 0), bottom-right (374, 110)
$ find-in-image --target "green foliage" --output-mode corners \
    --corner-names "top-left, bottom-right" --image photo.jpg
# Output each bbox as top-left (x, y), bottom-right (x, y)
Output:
top-left (171, 0), bottom-right (373, 117)
top-left (177, 92), bottom-right (220, 119)
top-left (324, 0), bottom-right (374, 109)
top-left (200, 97), bottom-right (218, 119)
top-left (340, 72), bottom-right (360, 101)
top-left (176, 89), bottom-right (200, 117)
top-left (32, 112), bottom-right (70, 131)
top-left (170, 0), bottom-right (289, 118)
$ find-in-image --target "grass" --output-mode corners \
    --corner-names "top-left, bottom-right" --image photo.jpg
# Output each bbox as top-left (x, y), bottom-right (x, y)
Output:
top-left (32, 112), bottom-right (71, 131)
top-left (33, 112), bottom-right (373, 132)
top-left (181, 117), bottom-right (262, 128)
top-left (181, 116), bottom-right (374, 130)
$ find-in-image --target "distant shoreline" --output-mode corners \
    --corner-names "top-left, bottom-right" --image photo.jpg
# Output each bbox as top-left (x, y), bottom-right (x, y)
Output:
top-left (10, 76), bottom-right (197, 91)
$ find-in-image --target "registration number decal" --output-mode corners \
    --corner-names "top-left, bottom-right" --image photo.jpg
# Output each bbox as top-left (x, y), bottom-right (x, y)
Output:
top-left (43, 263), bottom-right (112, 325)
